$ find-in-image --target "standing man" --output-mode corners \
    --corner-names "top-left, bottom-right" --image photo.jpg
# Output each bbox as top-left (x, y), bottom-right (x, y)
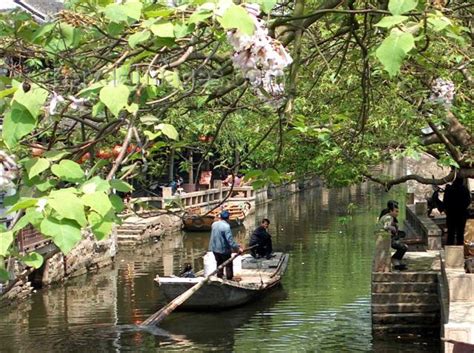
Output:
top-left (209, 210), bottom-right (242, 280)
top-left (444, 176), bottom-right (471, 245)
top-left (249, 218), bottom-right (273, 259)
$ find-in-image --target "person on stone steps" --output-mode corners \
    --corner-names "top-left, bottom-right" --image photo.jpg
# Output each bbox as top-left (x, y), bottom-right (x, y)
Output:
top-left (379, 200), bottom-right (408, 271)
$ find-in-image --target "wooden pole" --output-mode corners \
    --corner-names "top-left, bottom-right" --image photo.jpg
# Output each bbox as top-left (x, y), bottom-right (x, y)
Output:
top-left (140, 246), bottom-right (256, 327)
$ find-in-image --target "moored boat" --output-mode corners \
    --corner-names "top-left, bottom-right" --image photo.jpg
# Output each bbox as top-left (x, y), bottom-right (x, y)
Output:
top-left (155, 252), bottom-right (289, 310)
top-left (182, 202), bottom-right (251, 231)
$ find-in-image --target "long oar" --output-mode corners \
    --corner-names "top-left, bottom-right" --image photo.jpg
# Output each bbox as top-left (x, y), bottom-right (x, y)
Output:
top-left (140, 246), bottom-right (255, 327)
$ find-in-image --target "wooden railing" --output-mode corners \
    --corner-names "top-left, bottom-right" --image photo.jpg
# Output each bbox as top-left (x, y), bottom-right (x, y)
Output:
top-left (16, 225), bottom-right (51, 254)
top-left (129, 185), bottom-right (257, 212)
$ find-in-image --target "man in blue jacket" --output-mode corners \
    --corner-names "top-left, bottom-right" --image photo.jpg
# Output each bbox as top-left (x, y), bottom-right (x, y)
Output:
top-left (209, 210), bottom-right (242, 280)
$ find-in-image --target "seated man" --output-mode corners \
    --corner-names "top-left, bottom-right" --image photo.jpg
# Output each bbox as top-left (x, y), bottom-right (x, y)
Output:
top-left (249, 218), bottom-right (273, 259)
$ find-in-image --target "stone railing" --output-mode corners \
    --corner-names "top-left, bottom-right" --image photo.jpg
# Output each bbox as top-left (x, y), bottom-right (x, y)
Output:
top-left (406, 203), bottom-right (442, 250)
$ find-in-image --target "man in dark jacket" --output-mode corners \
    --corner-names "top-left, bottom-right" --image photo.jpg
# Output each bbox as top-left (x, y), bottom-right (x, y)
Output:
top-left (249, 218), bottom-right (273, 259)
top-left (444, 177), bottom-right (472, 245)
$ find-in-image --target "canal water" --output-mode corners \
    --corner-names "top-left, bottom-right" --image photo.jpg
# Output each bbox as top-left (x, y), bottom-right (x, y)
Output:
top-left (0, 184), bottom-right (440, 352)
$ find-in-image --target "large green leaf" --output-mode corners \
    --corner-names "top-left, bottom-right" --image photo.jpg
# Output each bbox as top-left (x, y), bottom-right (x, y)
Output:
top-left (104, 2), bottom-right (143, 23)
top-left (254, 0), bottom-right (277, 13)
top-left (40, 217), bottom-right (82, 254)
top-left (49, 189), bottom-right (87, 226)
top-left (109, 194), bottom-right (125, 213)
top-left (12, 209), bottom-right (43, 232)
top-left (150, 21), bottom-right (175, 38)
top-left (13, 85), bottom-right (48, 118)
top-left (110, 179), bottom-right (133, 192)
top-left (388, 0), bottom-right (417, 15)
top-left (2, 102), bottom-right (37, 148)
top-left (82, 192), bottom-right (113, 216)
top-left (24, 157), bottom-right (50, 179)
top-left (88, 212), bottom-right (114, 241)
top-left (157, 123), bottom-right (179, 140)
top-left (375, 15), bottom-right (408, 28)
top-left (0, 231), bottom-right (14, 256)
top-left (51, 160), bottom-right (85, 182)
top-left (128, 30), bottom-right (151, 48)
top-left (81, 176), bottom-right (110, 194)
top-left (217, 4), bottom-right (255, 35)
top-left (375, 29), bottom-right (415, 77)
top-left (7, 198), bottom-right (37, 213)
top-left (0, 268), bottom-right (9, 282)
top-left (99, 84), bottom-right (130, 117)
top-left (21, 252), bottom-right (44, 268)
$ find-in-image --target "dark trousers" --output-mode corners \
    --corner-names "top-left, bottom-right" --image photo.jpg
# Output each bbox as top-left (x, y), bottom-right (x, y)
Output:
top-left (213, 252), bottom-right (233, 280)
top-left (391, 239), bottom-right (408, 261)
top-left (446, 213), bottom-right (467, 245)
top-left (250, 238), bottom-right (273, 258)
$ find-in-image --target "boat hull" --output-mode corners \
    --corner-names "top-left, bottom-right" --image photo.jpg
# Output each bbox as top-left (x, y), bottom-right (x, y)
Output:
top-left (156, 253), bottom-right (289, 309)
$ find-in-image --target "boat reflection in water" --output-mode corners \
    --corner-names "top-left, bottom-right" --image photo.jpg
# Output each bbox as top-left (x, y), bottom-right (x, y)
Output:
top-left (155, 289), bottom-right (289, 350)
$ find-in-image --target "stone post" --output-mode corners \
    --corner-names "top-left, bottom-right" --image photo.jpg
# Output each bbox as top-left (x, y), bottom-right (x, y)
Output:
top-left (445, 246), bottom-right (465, 268)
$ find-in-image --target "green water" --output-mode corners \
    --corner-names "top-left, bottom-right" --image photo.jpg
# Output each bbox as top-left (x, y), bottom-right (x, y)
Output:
top-left (0, 184), bottom-right (439, 352)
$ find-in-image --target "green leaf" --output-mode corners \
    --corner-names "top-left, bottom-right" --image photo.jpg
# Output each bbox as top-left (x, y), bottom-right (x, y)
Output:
top-left (128, 30), bottom-right (151, 48)
top-left (217, 4), bottom-right (255, 35)
top-left (375, 29), bottom-right (415, 77)
top-left (40, 217), bottom-right (82, 255)
top-left (0, 231), bottom-right (14, 257)
top-left (0, 268), bottom-right (9, 282)
top-left (24, 157), bottom-right (50, 179)
top-left (160, 70), bottom-right (182, 89)
top-left (388, 0), bottom-right (417, 15)
top-left (150, 21), bottom-right (175, 38)
top-left (110, 194), bottom-right (125, 213)
top-left (13, 85), bottom-right (48, 118)
top-left (51, 160), bottom-right (85, 182)
top-left (21, 252), bottom-right (44, 268)
top-left (0, 87), bottom-right (17, 99)
top-left (104, 2), bottom-right (143, 23)
top-left (2, 102), bottom-right (36, 148)
top-left (7, 198), bottom-right (37, 213)
top-left (43, 150), bottom-right (69, 162)
top-left (81, 176), bottom-right (110, 194)
top-left (254, 0), bottom-right (277, 13)
top-left (82, 192), bottom-right (113, 216)
top-left (174, 23), bottom-right (194, 38)
top-left (88, 212), bottom-right (114, 241)
top-left (428, 14), bottom-right (451, 32)
top-left (189, 9), bottom-right (212, 24)
top-left (157, 123), bottom-right (179, 140)
top-left (99, 84), bottom-right (130, 117)
top-left (110, 179), bottom-right (133, 192)
top-left (49, 189), bottom-right (87, 226)
top-left (12, 210), bottom-right (43, 232)
top-left (375, 15), bottom-right (409, 28)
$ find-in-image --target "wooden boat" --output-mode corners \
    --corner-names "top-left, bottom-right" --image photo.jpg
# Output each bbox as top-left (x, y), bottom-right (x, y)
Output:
top-left (182, 202), bottom-right (251, 231)
top-left (155, 252), bottom-right (289, 310)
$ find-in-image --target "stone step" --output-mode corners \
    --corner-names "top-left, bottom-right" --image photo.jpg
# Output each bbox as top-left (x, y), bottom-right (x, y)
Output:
top-left (372, 282), bottom-right (438, 294)
top-left (116, 229), bottom-right (145, 235)
top-left (372, 272), bottom-right (438, 283)
top-left (372, 293), bottom-right (439, 305)
top-left (372, 324), bottom-right (440, 336)
top-left (373, 313), bottom-right (440, 325)
top-left (372, 303), bottom-right (440, 314)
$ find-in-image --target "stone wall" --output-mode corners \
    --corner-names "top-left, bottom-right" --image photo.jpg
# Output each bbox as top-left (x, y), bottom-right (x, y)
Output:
top-left (0, 229), bottom-right (117, 307)
top-left (406, 154), bottom-right (450, 202)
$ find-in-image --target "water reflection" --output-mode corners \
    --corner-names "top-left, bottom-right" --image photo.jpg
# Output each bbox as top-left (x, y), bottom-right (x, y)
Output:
top-left (0, 184), bottom-right (440, 352)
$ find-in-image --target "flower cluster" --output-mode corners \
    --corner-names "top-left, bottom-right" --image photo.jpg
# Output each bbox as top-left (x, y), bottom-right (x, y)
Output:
top-left (0, 150), bottom-right (18, 191)
top-left (227, 4), bottom-right (293, 106)
top-left (429, 78), bottom-right (455, 109)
